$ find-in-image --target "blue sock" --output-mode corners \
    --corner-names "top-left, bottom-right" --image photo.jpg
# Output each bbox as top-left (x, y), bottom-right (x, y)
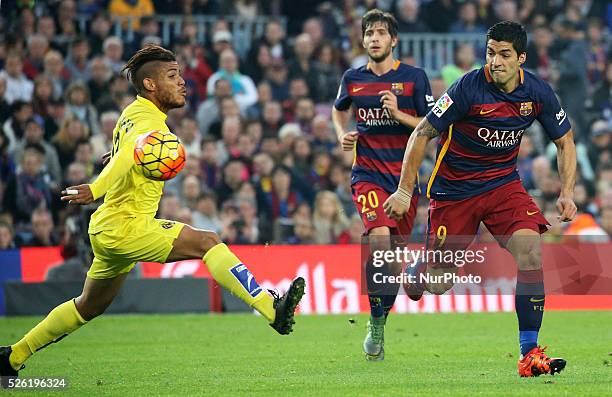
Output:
top-left (515, 269), bottom-right (545, 356)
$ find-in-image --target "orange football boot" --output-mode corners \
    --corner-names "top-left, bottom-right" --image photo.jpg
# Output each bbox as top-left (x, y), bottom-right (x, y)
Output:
top-left (518, 346), bottom-right (566, 377)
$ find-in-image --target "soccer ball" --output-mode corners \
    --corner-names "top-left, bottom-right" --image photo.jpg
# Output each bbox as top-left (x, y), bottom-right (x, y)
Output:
top-left (133, 130), bottom-right (186, 181)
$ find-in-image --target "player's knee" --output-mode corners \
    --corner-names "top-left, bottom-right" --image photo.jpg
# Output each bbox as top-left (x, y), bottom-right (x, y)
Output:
top-left (199, 231), bottom-right (222, 255)
top-left (517, 246), bottom-right (542, 271)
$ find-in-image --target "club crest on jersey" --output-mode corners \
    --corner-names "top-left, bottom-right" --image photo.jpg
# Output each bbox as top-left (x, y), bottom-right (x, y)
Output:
top-left (520, 102), bottom-right (533, 116)
top-left (230, 264), bottom-right (262, 298)
top-left (432, 93), bottom-right (453, 117)
top-left (366, 211), bottom-right (377, 222)
top-left (160, 221), bottom-right (175, 229)
top-left (391, 82), bottom-right (404, 95)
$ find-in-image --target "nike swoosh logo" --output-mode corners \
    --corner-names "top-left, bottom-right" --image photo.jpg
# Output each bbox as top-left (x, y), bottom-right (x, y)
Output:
top-left (527, 210), bottom-right (538, 216)
top-left (480, 108), bottom-right (496, 115)
top-left (352, 87), bottom-right (364, 93)
top-left (530, 297), bottom-right (545, 302)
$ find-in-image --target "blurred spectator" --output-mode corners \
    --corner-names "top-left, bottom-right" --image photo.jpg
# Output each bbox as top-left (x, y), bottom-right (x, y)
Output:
top-left (91, 111), bottom-right (118, 162)
top-left (207, 29), bottom-right (234, 71)
top-left (192, 191), bottom-right (222, 233)
top-left (337, 214), bottom-right (365, 244)
top-left (312, 41), bottom-right (343, 103)
top-left (96, 73), bottom-right (132, 113)
top-left (197, 78), bottom-right (232, 137)
top-left (261, 100), bottom-right (284, 138)
top-left (108, 0), bottom-right (154, 30)
top-left (206, 48), bottom-right (258, 110)
top-left (65, 37), bottom-right (91, 83)
top-left (0, 52), bottom-right (34, 104)
top-left (395, 0), bottom-right (429, 33)
top-left (3, 143), bottom-right (54, 224)
top-left (19, 208), bottom-right (59, 247)
top-left (0, 77), bottom-right (10, 124)
top-left (302, 17), bottom-right (324, 49)
top-left (200, 137), bottom-right (221, 188)
top-left (246, 81), bottom-right (273, 120)
top-left (494, 0), bottom-right (518, 22)
top-left (0, 129), bottom-right (15, 185)
top-left (475, 0), bottom-right (497, 28)
top-left (294, 97), bottom-right (315, 133)
top-left (441, 42), bottom-right (481, 87)
top-left (312, 190), bottom-right (349, 244)
top-left (52, 116), bottom-right (90, 169)
top-left (288, 33), bottom-right (318, 99)
top-left (591, 63), bottom-right (612, 123)
top-left (0, 220), bottom-right (15, 249)
top-left (32, 75), bottom-right (55, 121)
top-left (88, 11), bottom-right (113, 55)
top-left (23, 34), bottom-right (49, 80)
top-left (74, 140), bottom-right (96, 179)
top-left (177, 117), bottom-right (201, 157)
top-left (64, 162), bottom-right (88, 187)
top-left (87, 56), bottom-right (112, 102)
top-left (261, 165), bottom-right (303, 221)
top-left (600, 207), bottom-right (612, 236)
top-left (585, 18), bottom-right (607, 87)
top-left (553, 19), bottom-right (588, 141)
top-left (243, 44), bottom-right (273, 85)
top-left (174, 40), bottom-right (213, 105)
top-left (3, 101), bottom-right (33, 152)
top-left (587, 120), bottom-right (612, 171)
top-left (248, 19), bottom-right (290, 64)
top-left (35, 15), bottom-right (57, 50)
top-left (424, 0), bottom-right (458, 33)
top-left (65, 82), bottom-right (101, 135)
top-left (42, 50), bottom-right (69, 100)
top-left (11, 116), bottom-right (62, 183)
top-left (525, 25), bottom-right (554, 81)
top-left (102, 36), bottom-right (125, 74)
top-left (450, 1), bottom-right (487, 33)
top-left (265, 59), bottom-right (290, 102)
top-left (217, 159), bottom-right (248, 205)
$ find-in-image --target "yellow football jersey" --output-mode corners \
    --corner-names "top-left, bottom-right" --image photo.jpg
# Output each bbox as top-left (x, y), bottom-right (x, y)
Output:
top-left (88, 96), bottom-right (169, 234)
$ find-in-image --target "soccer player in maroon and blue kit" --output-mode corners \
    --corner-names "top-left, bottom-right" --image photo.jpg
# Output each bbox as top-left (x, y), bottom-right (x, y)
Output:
top-left (332, 9), bottom-right (434, 361)
top-left (384, 21), bottom-right (577, 376)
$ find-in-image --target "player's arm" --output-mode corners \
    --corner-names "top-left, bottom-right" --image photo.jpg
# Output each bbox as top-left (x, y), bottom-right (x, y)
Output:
top-left (553, 130), bottom-right (577, 222)
top-left (332, 70), bottom-right (357, 151)
top-left (332, 106), bottom-right (358, 151)
top-left (537, 84), bottom-right (577, 222)
top-left (383, 118), bottom-right (440, 220)
top-left (61, 138), bottom-right (136, 205)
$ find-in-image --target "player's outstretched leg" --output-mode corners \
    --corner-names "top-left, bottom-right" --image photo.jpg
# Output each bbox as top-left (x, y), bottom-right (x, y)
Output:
top-left (168, 225), bottom-right (305, 335)
top-left (508, 229), bottom-right (566, 377)
top-left (1, 274), bottom-right (128, 387)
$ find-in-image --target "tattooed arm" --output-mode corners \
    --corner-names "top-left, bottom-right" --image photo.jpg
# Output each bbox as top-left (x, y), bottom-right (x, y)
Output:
top-left (383, 118), bottom-right (440, 220)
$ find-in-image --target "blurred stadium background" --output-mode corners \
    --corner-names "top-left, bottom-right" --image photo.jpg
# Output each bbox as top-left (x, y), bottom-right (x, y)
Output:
top-left (0, 0), bottom-right (611, 316)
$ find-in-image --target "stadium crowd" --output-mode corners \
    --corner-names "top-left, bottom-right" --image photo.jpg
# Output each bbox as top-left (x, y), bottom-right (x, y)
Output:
top-left (0, 0), bottom-right (610, 256)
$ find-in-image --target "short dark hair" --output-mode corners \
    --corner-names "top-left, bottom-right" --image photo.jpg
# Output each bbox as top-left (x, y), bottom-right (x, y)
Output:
top-left (24, 142), bottom-right (45, 157)
top-left (122, 44), bottom-right (176, 94)
top-left (486, 21), bottom-right (527, 55)
top-left (361, 9), bottom-right (398, 39)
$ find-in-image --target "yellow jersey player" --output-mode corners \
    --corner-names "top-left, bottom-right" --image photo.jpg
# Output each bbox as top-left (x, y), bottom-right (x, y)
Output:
top-left (1, 45), bottom-right (305, 387)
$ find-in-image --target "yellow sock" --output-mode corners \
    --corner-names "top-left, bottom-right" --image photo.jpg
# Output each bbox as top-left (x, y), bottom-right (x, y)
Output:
top-left (9, 299), bottom-right (87, 371)
top-left (203, 243), bottom-right (276, 322)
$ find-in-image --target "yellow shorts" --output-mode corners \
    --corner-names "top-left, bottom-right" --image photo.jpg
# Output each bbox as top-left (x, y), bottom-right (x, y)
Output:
top-left (88, 217), bottom-right (185, 279)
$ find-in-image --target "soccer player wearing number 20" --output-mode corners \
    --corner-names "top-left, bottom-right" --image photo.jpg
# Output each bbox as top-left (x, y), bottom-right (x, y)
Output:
top-left (384, 22), bottom-right (577, 376)
top-left (332, 9), bottom-right (434, 361)
top-left (0, 45), bottom-right (305, 388)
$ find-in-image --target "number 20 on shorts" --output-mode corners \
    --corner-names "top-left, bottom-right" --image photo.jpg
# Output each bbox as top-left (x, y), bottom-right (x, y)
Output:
top-left (357, 191), bottom-right (379, 213)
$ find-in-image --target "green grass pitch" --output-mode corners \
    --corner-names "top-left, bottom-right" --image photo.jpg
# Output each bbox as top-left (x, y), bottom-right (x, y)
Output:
top-left (1, 311), bottom-right (611, 396)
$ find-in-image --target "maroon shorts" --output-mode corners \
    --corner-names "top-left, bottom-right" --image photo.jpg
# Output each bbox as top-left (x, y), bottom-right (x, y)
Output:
top-left (427, 179), bottom-right (549, 250)
top-left (352, 181), bottom-right (418, 237)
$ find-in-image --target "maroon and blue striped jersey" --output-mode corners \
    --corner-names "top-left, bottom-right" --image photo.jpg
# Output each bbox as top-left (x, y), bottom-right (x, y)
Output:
top-left (426, 65), bottom-right (571, 201)
top-left (334, 60), bottom-right (434, 193)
